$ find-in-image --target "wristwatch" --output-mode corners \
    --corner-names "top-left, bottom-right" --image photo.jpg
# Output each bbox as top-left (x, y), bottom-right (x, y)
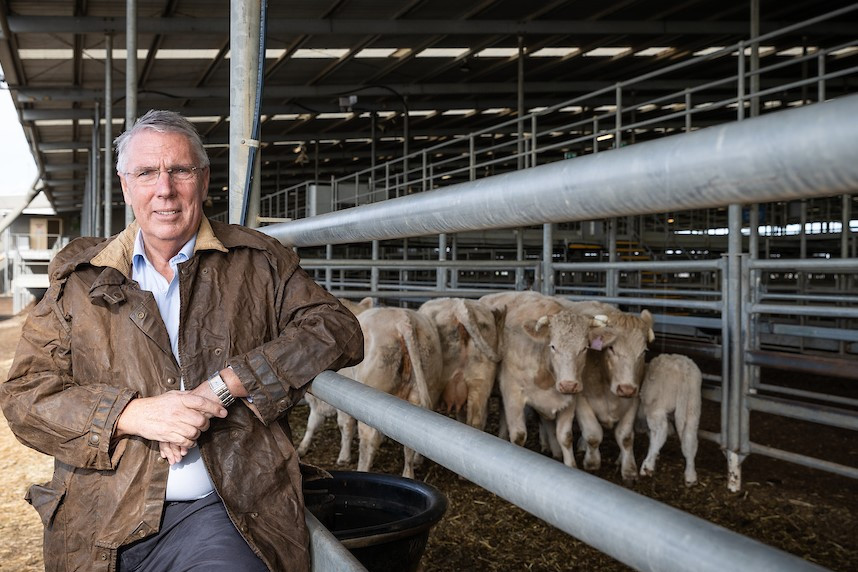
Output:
top-left (207, 371), bottom-right (236, 408)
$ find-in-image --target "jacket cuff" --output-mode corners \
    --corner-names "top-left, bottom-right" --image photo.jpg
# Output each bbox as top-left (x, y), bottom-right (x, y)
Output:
top-left (91, 387), bottom-right (138, 470)
top-left (228, 354), bottom-right (296, 424)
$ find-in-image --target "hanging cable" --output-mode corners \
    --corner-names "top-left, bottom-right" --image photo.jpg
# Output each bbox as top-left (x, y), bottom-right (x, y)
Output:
top-left (240, 0), bottom-right (268, 227)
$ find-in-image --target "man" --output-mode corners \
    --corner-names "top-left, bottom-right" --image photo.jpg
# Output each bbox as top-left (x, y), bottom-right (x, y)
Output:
top-left (0, 110), bottom-right (364, 571)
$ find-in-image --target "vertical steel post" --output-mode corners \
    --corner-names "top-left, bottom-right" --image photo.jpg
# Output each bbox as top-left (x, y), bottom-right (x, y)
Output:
top-left (92, 102), bottom-right (101, 237)
top-left (517, 35), bottom-right (525, 170)
top-left (125, 0), bottom-right (137, 225)
top-left (727, 204), bottom-right (745, 492)
top-left (103, 34), bottom-right (113, 238)
top-left (515, 229), bottom-right (525, 290)
top-left (437, 233), bottom-right (447, 291)
top-left (542, 223), bottom-right (554, 295)
top-left (370, 239), bottom-right (379, 295)
top-left (229, 0), bottom-right (261, 224)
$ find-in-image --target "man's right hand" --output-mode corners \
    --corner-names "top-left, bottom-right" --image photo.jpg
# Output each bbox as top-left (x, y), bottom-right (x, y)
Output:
top-left (114, 391), bottom-right (227, 453)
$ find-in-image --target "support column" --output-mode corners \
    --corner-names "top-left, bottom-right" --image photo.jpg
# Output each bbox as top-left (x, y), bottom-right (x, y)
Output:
top-left (542, 224), bottom-right (554, 295)
top-left (437, 234), bottom-right (447, 291)
top-left (229, 0), bottom-right (262, 224)
top-left (103, 34), bottom-right (113, 238)
top-left (92, 102), bottom-right (101, 237)
top-left (125, 0), bottom-right (137, 225)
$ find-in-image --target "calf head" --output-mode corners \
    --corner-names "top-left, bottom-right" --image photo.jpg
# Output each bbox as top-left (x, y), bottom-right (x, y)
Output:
top-left (523, 310), bottom-right (592, 394)
top-left (589, 310), bottom-right (655, 397)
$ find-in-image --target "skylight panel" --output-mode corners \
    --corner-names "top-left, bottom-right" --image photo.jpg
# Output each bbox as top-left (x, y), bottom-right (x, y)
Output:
top-left (358, 111), bottom-right (398, 119)
top-left (530, 47), bottom-right (579, 57)
top-left (292, 48), bottom-right (350, 59)
top-left (475, 48), bottom-right (520, 58)
top-left (776, 47), bottom-right (818, 56)
top-left (583, 47), bottom-right (631, 57)
top-left (316, 112), bottom-right (354, 119)
top-left (634, 47), bottom-right (672, 57)
top-left (482, 108), bottom-right (510, 114)
top-left (694, 47), bottom-right (726, 56)
top-left (408, 110), bottom-right (437, 117)
top-left (270, 114), bottom-right (301, 121)
top-left (416, 48), bottom-right (470, 58)
top-left (442, 108), bottom-right (476, 116)
top-left (560, 106), bottom-right (583, 113)
top-left (355, 48), bottom-right (398, 58)
top-left (156, 49), bottom-right (222, 59)
top-left (732, 46), bottom-right (776, 57)
top-left (831, 46), bottom-right (858, 57)
top-left (19, 49), bottom-right (74, 59)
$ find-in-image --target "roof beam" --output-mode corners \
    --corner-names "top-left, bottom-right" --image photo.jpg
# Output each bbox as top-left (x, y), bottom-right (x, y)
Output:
top-left (14, 79), bottom-right (735, 102)
top-left (5, 16), bottom-right (855, 36)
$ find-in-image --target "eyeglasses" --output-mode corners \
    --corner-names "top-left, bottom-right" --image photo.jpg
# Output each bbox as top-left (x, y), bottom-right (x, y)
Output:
top-left (123, 165), bottom-right (204, 186)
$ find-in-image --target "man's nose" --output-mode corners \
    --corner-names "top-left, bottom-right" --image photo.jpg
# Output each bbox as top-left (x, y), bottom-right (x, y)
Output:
top-left (154, 170), bottom-right (176, 193)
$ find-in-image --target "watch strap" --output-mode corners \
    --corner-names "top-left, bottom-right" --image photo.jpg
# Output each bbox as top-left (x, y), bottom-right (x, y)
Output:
top-left (207, 371), bottom-right (236, 408)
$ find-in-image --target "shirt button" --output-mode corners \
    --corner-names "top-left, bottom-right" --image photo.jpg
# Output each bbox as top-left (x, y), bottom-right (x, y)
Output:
top-left (214, 348), bottom-right (223, 356)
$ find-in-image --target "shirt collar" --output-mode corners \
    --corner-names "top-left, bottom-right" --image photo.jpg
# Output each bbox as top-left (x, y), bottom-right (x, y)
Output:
top-left (132, 230), bottom-right (198, 270)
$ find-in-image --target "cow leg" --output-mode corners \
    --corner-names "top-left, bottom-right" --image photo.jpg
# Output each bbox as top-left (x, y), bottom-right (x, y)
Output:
top-left (554, 403), bottom-right (577, 468)
top-left (403, 446), bottom-right (419, 479)
top-left (466, 376), bottom-right (493, 431)
top-left (297, 397), bottom-right (325, 456)
top-left (640, 410), bottom-right (669, 478)
top-left (576, 399), bottom-right (603, 471)
top-left (357, 421), bottom-right (384, 473)
top-left (336, 410), bottom-right (356, 465)
top-left (539, 417), bottom-right (562, 459)
top-left (675, 412), bottom-right (699, 486)
top-left (615, 405), bottom-right (638, 483)
top-left (500, 382), bottom-right (528, 447)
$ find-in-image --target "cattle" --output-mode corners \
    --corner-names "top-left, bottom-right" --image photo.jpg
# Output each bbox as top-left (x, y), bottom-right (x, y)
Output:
top-left (338, 307), bottom-right (444, 478)
top-left (418, 297), bottom-right (505, 431)
top-left (297, 297), bottom-right (374, 461)
top-left (480, 291), bottom-right (605, 468)
top-left (575, 310), bottom-right (655, 483)
top-left (638, 353), bottom-right (702, 486)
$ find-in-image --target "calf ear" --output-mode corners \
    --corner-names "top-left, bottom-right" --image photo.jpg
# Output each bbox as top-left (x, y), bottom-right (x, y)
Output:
top-left (522, 317), bottom-right (550, 339)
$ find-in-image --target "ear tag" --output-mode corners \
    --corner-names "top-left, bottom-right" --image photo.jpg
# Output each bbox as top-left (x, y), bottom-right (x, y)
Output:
top-left (590, 337), bottom-right (604, 351)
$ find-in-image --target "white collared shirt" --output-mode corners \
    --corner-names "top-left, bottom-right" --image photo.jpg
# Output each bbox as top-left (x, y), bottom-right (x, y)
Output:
top-left (132, 230), bottom-right (215, 501)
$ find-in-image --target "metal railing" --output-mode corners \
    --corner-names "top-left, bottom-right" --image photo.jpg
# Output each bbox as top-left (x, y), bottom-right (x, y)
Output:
top-left (324, 5), bottom-right (857, 212)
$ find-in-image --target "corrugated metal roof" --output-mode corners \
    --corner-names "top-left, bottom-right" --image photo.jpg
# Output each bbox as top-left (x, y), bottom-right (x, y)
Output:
top-left (0, 0), bottom-right (855, 216)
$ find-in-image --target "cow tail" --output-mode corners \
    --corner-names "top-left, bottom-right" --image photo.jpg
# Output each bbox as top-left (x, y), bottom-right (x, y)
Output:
top-left (397, 317), bottom-right (433, 409)
top-left (454, 299), bottom-right (501, 362)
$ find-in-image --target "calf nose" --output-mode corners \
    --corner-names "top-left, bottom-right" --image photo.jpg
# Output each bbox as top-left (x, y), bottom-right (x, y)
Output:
top-left (556, 380), bottom-right (582, 394)
top-left (615, 384), bottom-right (638, 397)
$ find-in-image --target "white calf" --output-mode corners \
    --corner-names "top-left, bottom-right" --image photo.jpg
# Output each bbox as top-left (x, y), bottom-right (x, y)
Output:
top-left (639, 353), bottom-right (702, 486)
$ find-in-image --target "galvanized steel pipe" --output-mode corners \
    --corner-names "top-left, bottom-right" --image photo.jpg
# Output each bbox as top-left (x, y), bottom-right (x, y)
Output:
top-left (264, 95), bottom-right (858, 247)
top-left (310, 372), bottom-right (825, 572)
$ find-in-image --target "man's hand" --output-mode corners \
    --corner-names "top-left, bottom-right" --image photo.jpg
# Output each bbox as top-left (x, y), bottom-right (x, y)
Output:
top-left (115, 391), bottom-right (227, 462)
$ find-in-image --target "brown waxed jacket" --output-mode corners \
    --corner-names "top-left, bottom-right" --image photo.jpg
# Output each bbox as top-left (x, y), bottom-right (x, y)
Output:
top-left (0, 218), bottom-right (364, 572)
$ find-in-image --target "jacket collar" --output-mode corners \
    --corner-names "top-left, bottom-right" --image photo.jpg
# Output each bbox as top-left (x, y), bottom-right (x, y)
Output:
top-left (90, 217), bottom-right (227, 278)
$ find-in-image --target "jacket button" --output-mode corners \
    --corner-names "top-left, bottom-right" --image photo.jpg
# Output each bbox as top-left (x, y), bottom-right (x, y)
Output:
top-left (89, 434), bottom-right (100, 444)
top-left (136, 311), bottom-right (145, 319)
top-left (202, 268), bottom-right (209, 275)
top-left (277, 398), bottom-right (289, 409)
top-left (214, 348), bottom-right (222, 356)
top-left (100, 553), bottom-right (108, 561)
top-left (166, 377), bottom-right (176, 386)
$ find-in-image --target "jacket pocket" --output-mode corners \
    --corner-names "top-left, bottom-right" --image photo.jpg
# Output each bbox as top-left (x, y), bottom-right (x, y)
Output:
top-left (25, 481), bottom-right (65, 528)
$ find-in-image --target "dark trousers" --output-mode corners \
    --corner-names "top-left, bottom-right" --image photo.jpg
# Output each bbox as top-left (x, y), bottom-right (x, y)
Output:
top-left (118, 493), bottom-right (269, 571)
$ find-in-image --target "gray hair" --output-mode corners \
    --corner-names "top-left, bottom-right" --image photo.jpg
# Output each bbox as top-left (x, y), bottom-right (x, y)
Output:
top-left (114, 109), bottom-right (210, 172)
